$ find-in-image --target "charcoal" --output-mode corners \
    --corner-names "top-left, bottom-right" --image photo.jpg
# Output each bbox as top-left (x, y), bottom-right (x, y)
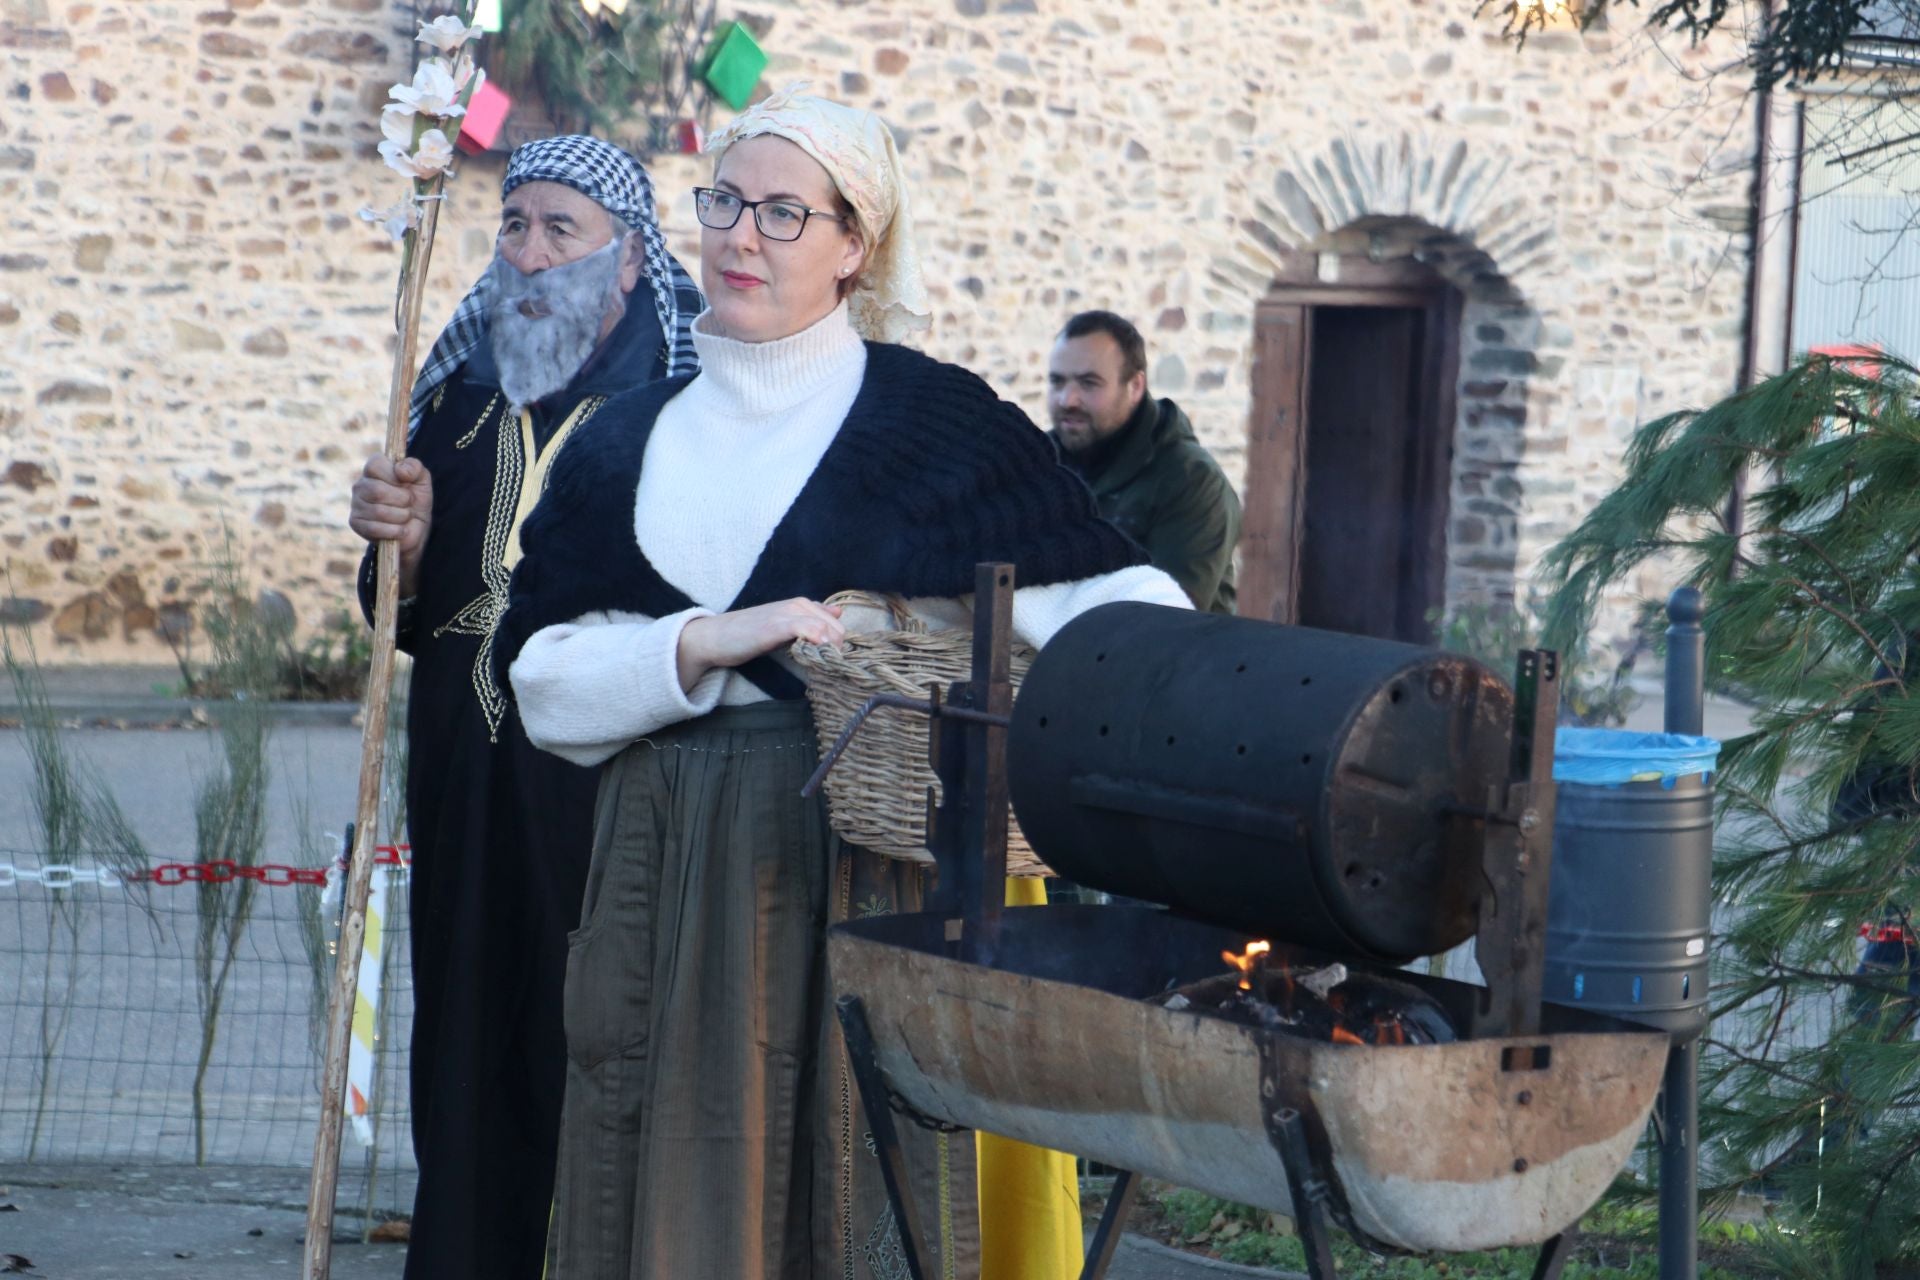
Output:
top-left (1155, 963), bottom-right (1457, 1046)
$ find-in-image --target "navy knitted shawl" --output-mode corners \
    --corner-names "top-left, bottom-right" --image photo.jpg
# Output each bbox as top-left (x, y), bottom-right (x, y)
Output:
top-left (495, 341), bottom-right (1147, 699)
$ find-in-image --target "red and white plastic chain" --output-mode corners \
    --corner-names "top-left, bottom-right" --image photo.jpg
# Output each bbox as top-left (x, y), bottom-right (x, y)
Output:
top-left (0, 845), bottom-right (411, 889)
top-left (124, 844), bottom-right (412, 887)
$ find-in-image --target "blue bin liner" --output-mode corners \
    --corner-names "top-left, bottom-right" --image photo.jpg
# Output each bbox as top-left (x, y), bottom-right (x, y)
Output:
top-left (1552, 727), bottom-right (1721, 788)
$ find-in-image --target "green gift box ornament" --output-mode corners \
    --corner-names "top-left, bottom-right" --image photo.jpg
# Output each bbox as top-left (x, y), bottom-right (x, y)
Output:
top-left (698, 21), bottom-right (768, 112)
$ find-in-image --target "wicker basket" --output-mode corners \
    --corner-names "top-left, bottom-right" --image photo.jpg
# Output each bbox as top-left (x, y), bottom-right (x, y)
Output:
top-left (790, 591), bottom-right (1048, 876)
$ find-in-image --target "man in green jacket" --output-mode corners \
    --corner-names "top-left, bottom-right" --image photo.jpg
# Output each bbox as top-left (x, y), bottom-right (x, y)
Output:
top-left (1048, 310), bottom-right (1241, 613)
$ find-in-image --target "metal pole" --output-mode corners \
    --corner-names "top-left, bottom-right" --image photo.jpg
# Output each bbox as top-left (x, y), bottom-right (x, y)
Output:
top-left (1658, 1040), bottom-right (1700, 1280)
top-left (1665, 587), bottom-right (1705, 737)
top-left (1660, 585), bottom-right (1705, 1280)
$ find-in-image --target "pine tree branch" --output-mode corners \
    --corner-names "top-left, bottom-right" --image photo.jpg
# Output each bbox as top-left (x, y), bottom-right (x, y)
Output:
top-left (1735, 680), bottom-right (1898, 753)
top-left (1707, 983), bottom-right (1793, 1041)
top-left (1760, 987), bottom-right (1793, 1060)
top-left (1761, 524), bottom-right (1867, 611)
top-left (1719, 782), bottom-right (1798, 842)
top-left (1726, 1130), bottom-right (1819, 1188)
top-left (1704, 1035), bottom-right (1831, 1092)
top-left (1864, 1131), bottom-right (1920, 1228)
top-left (1735, 558), bottom-right (1907, 688)
top-left (1707, 436), bottom-right (1795, 459)
top-left (1767, 961), bottom-right (1920, 1000)
top-left (1778, 884), bottom-right (1907, 905)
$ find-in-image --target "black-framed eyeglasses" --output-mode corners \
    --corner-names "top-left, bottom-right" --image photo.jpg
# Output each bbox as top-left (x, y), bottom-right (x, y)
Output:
top-left (692, 187), bottom-right (846, 242)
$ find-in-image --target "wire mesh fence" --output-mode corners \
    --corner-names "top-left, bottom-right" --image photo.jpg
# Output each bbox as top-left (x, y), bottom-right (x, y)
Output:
top-left (0, 848), bottom-right (418, 1221)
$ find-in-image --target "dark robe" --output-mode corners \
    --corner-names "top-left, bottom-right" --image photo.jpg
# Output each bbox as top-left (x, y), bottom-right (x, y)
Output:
top-left (356, 295), bottom-right (667, 1280)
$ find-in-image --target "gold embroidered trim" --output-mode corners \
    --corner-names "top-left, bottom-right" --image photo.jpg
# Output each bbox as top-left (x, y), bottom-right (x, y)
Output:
top-left (937, 1131), bottom-right (955, 1280)
top-left (435, 395), bottom-right (606, 742)
top-left (504, 395), bottom-right (602, 573)
top-left (453, 393), bottom-right (498, 450)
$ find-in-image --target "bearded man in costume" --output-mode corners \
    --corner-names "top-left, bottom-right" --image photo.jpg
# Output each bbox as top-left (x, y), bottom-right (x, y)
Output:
top-left (346, 136), bottom-right (702, 1280)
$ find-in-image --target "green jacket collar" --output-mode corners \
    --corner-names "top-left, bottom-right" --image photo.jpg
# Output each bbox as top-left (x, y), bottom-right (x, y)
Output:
top-left (1060, 394), bottom-right (1186, 496)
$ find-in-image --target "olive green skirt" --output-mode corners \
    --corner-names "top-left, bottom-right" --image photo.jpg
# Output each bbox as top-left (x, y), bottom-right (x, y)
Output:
top-left (549, 700), bottom-right (980, 1279)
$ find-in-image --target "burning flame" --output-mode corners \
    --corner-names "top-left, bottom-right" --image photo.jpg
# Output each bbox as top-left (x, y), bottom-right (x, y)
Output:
top-left (1222, 940), bottom-right (1272, 992)
top-left (1213, 942), bottom-right (1422, 1047)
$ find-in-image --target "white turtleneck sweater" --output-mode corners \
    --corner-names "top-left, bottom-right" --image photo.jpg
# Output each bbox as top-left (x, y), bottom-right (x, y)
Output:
top-left (510, 302), bottom-right (1190, 767)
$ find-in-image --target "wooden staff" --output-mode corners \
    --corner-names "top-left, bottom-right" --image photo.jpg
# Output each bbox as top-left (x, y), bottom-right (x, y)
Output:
top-left (303, 186), bottom-right (444, 1280)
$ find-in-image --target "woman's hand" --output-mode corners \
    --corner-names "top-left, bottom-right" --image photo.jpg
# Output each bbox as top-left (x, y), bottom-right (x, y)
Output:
top-left (349, 455), bottom-right (433, 597)
top-left (677, 598), bottom-right (845, 693)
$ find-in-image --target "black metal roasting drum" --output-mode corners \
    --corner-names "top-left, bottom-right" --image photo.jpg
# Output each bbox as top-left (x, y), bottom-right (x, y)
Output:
top-left (1007, 604), bottom-right (1514, 962)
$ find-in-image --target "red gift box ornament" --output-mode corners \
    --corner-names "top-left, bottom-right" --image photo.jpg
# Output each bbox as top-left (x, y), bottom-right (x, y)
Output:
top-left (457, 79), bottom-right (512, 156)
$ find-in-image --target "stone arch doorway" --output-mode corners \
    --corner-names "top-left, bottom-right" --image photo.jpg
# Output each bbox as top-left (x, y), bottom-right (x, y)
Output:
top-left (1241, 243), bottom-right (1463, 641)
top-left (1228, 136), bottom-right (1555, 640)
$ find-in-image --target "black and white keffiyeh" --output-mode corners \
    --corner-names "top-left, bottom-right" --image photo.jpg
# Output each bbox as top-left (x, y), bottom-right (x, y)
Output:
top-left (407, 135), bottom-right (702, 437)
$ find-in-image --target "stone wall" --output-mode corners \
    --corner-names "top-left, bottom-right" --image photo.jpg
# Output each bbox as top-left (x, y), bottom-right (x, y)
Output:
top-left (0, 0), bottom-right (1755, 660)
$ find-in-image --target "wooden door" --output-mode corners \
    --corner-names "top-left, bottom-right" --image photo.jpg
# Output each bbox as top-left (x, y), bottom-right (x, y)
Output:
top-left (1240, 274), bottom-right (1461, 641)
top-left (1239, 301), bottom-right (1311, 625)
top-left (1298, 306), bottom-right (1424, 640)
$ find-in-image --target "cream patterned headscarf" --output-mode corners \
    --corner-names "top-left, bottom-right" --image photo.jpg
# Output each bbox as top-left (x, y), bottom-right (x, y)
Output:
top-left (705, 84), bottom-right (931, 345)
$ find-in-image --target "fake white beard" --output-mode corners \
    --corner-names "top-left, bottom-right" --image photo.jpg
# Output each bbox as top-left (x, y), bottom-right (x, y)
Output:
top-left (487, 238), bottom-right (629, 409)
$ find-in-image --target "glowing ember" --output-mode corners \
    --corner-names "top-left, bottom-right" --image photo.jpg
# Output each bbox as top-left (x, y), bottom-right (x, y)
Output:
top-left (1166, 949), bottom-right (1456, 1048)
top-left (1221, 940), bottom-right (1272, 991)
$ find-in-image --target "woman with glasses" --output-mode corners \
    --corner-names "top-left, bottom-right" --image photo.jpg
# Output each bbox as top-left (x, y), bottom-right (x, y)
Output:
top-left (497, 86), bottom-right (1189, 1280)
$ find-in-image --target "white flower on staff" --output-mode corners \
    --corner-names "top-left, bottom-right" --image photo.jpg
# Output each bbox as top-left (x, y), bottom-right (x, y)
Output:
top-left (358, 200), bottom-right (420, 242)
top-left (381, 104), bottom-right (415, 146)
top-left (379, 128), bottom-right (455, 181)
top-left (417, 14), bottom-right (482, 52)
top-left (414, 128), bottom-right (456, 174)
top-left (389, 60), bottom-right (464, 119)
top-left (453, 56), bottom-right (484, 95)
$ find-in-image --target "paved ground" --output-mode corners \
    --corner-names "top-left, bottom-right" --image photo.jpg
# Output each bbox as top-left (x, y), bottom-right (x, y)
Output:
top-left (0, 720), bottom-right (366, 868)
top-left (0, 1166), bottom-right (1295, 1280)
top-left (0, 1167), bottom-right (410, 1280)
top-left (0, 664), bottom-right (370, 861)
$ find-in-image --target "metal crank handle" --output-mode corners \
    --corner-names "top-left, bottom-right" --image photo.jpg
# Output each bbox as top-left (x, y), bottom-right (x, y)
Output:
top-left (800, 692), bottom-right (1010, 798)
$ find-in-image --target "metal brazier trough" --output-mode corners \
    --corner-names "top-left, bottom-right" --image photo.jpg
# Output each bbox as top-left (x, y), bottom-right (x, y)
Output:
top-left (831, 905), bottom-right (1665, 1256)
top-left (811, 568), bottom-right (1672, 1280)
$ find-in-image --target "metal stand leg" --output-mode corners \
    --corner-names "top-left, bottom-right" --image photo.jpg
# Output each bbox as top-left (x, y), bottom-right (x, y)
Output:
top-left (1658, 1040), bottom-right (1699, 1280)
top-left (836, 995), bottom-right (935, 1280)
top-left (1078, 1168), bottom-right (1141, 1280)
top-left (1272, 1108), bottom-right (1341, 1280)
top-left (1531, 1231), bottom-right (1577, 1280)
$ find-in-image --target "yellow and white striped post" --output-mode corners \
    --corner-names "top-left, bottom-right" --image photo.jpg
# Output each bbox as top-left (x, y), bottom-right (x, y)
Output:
top-left (343, 867), bottom-right (392, 1147)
